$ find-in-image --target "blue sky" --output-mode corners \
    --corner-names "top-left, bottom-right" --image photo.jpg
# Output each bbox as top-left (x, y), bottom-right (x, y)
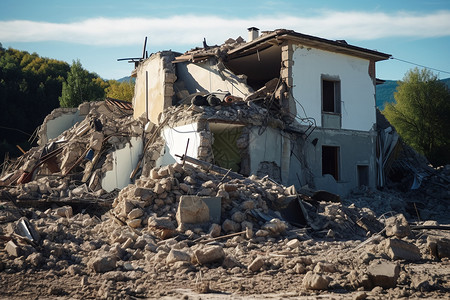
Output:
top-left (1, 0), bottom-right (449, 80)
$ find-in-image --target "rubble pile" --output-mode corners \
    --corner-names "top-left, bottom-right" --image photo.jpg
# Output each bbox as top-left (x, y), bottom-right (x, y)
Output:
top-left (1, 100), bottom-right (146, 203)
top-left (0, 99), bottom-right (448, 298)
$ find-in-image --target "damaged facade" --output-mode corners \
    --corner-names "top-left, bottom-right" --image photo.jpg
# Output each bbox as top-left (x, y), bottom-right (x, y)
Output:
top-left (132, 28), bottom-right (391, 196)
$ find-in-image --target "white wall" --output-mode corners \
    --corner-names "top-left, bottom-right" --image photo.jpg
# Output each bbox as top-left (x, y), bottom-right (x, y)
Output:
top-left (248, 127), bottom-right (290, 184)
top-left (291, 46), bottom-right (376, 131)
top-left (159, 123), bottom-right (200, 166)
top-left (45, 111), bottom-right (84, 142)
top-left (176, 61), bottom-right (252, 98)
top-left (101, 137), bottom-right (143, 192)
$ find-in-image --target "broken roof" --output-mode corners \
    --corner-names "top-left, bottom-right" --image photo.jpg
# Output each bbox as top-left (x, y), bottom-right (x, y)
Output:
top-left (227, 29), bottom-right (391, 61)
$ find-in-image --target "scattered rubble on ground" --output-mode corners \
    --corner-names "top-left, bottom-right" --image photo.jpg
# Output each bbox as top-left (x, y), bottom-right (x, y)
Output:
top-left (0, 98), bottom-right (449, 298)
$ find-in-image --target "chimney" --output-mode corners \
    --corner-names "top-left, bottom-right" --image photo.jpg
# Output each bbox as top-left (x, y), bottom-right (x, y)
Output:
top-left (247, 27), bottom-right (259, 42)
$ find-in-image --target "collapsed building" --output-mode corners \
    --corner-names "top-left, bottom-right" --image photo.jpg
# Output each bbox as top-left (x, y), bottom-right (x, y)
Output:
top-left (131, 28), bottom-right (391, 196)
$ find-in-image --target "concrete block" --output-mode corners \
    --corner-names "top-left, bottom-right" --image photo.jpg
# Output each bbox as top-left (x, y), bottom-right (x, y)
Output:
top-left (367, 260), bottom-right (399, 288)
top-left (248, 256), bottom-right (265, 272)
top-left (176, 196), bottom-right (210, 228)
top-left (127, 208), bottom-right (144, 220)
top-left (381, 238), bottom-right (421, 261)
top-left (5, 240), bottom-right (21, 257)
top-left (427, 236), bottom-right (450, 259)
top-left (88, 255), bottom-right (116, 273)
top-left (55, 205), bottom-right (73, 218)
top-left (302, 271), bottom-right (330, 290)
top-left (194, 245), bottom-right (225, 265)
top-left (166, 249), bottom-right (191, 264)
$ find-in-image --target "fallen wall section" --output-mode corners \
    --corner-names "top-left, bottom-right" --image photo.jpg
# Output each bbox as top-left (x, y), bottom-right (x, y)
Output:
top-left (101, 137), bottom-right (143, 192)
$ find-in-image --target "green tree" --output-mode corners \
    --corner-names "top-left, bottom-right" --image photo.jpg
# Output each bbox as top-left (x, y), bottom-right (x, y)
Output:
top-left (59, 59), bottom-right (105, 107)
top-left (105, 79), bottom-right (134, 102)
top-left (383, 68), bottom-right (450, 166)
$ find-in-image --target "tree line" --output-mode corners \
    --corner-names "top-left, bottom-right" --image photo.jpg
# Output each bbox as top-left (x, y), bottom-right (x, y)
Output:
top-left (0, 44), bottom-right (134, 161)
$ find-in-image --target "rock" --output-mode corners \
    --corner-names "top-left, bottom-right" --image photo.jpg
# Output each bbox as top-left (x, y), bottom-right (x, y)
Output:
top-left (55, 206), bottom-right (73, 218)
top-left (26, 252), bottom-right (44, 267)
top-left (366, 260), bottom-right (400, 288)
top-left (231, 211), bottom-right (245, 223)
top-left (88, 255), bottom-right (116, 273)
top-left (313, 262), bottom-right (336, 273)
top-left (208, 223), bottom-right (221, 238)
top-left (302, 271), bottom-right (330, 290)
top-left (5, 240), bottom-right (21, 257)
top-left (194, 245), bottom-right (225, 265)
top-left (385, 214), bottom-right (411, 238)
top-left (294, 263), bottom-right (306, 274)
top-left (380, 238), bottom-right (421, 261)
top-left (286, 239), bottom-right (300, 249)
top-left (166, 249), bottom-right (191, 264)
top-left (222, 219), bottom-right (240, 233)
top-left (427, 236), bottom-right (450, 259)
top-left (127, 218), bottom-right (142, 228)
top-left (248, 256), bottom-right (264, 272)
top-left (176, 196), bottom-right (210, 229)
top-left (127, 208), bottom-right (144, 220)
top-left (262, 218), bottom-right (287, 235)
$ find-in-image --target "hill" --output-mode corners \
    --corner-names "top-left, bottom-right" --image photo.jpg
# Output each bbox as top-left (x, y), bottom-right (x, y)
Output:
top-left (376, 77), bottom-right (450, 110)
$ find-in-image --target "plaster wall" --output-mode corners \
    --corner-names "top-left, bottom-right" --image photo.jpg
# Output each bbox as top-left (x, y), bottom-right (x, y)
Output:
top-left (291, 46), bottom-right (376, 131)
top-left (101, 137), bottom-right (143, 192)
top-left (248, 127), bottom-right (290, 185)
top-left (133, 53), bottom-right (173, 124)
top-left (44, 111), bottom-right (84, 142)
top-left (302, 128), bottom-right (377, 196)
top-left (176, 61), bottom-right (252, 98)
top-left (159, 123), bottom-right (200, 166)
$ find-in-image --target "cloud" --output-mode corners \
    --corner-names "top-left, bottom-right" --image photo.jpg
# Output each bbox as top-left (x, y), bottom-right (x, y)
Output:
top-left (1, 10), bottom-right (450, 47)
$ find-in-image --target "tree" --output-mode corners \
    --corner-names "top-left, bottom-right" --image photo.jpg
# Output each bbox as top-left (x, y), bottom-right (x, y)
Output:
top-left (59, 59), bottom-right (105, 107)
top-left (383, 68), bottom-right (450, 166)
top-left (105, 79), bottom-right (134, 102)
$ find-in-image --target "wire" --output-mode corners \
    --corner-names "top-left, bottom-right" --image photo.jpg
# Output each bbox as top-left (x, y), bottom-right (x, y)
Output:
top-left (391, 57), bottom-right (450, 75)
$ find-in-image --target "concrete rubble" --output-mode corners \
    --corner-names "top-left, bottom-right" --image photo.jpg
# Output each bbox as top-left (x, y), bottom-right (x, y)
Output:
top-left (0, 39), bottom-right (449, 299)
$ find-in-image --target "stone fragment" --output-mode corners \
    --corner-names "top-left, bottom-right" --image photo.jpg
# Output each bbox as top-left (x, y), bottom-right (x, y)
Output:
top-left (262, 218), bottom-right (287, 235)
top-left (90, 131), bottom-right (104, 151)
top-left (380, 238), bottom-right (421, 261)
top-left (222, 219), bottom-right (240, 233)
top-left (176, 196), bottom-right (210, 229)
top-left (55, 205), bottom-right (73, 218)
top-left (427, 236), bottom-right (450, 259)
top-left (366, 260), bottom-right (399, 288)
top-left (88, 255), bottom-right (116, 273)
top-left (208, 223), bottom-right (221, 238)
top-left (26, 252), bottom-right (44, 267)
top-left (127, 208), bottom-right (144, 220)
top-left (385, 214), bottom-right (411, 238)
top-left (313, 262), bottom-right (336, 273)
top-left (222, 256), bottom-right (240, 269)
top-left (302, 271), bottom-right (330, 290)
top-left (231, 211), bottom-right (245, 223)
top-left (5, 240), bottom-right (21, 257)
top-left (248, 256), bottom-right (264, 272)
top-left (127, 218), bottom-right (142, 228)
top-left (166, 249), bottom-right (191, 264)
top-left (194, 245), bottom-right (225, 265)
top-left (286, 239), bottom-right (300, 249)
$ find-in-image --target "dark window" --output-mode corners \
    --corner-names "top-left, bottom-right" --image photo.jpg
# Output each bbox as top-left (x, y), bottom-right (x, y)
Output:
top-left (357, 165), bottom-right (369, 187)
top-left (322, 146), bottom-right (339, 180)
top-left (322, 79), bottom-right (341, 113)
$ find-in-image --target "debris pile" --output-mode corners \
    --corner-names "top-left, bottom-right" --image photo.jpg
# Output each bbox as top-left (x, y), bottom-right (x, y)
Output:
top-left (0, 98), bottom-right (448, 298)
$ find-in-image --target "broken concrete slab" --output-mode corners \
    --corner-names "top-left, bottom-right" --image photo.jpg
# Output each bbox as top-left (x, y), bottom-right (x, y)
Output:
top-left (176, 195), bottom-right (210, 230)
top-left (194, 245), bottom-right (225, 265)
top-left (367, 260), bottom-right (400, 289)
top-left (380, 238), bottom-right (421, 261)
